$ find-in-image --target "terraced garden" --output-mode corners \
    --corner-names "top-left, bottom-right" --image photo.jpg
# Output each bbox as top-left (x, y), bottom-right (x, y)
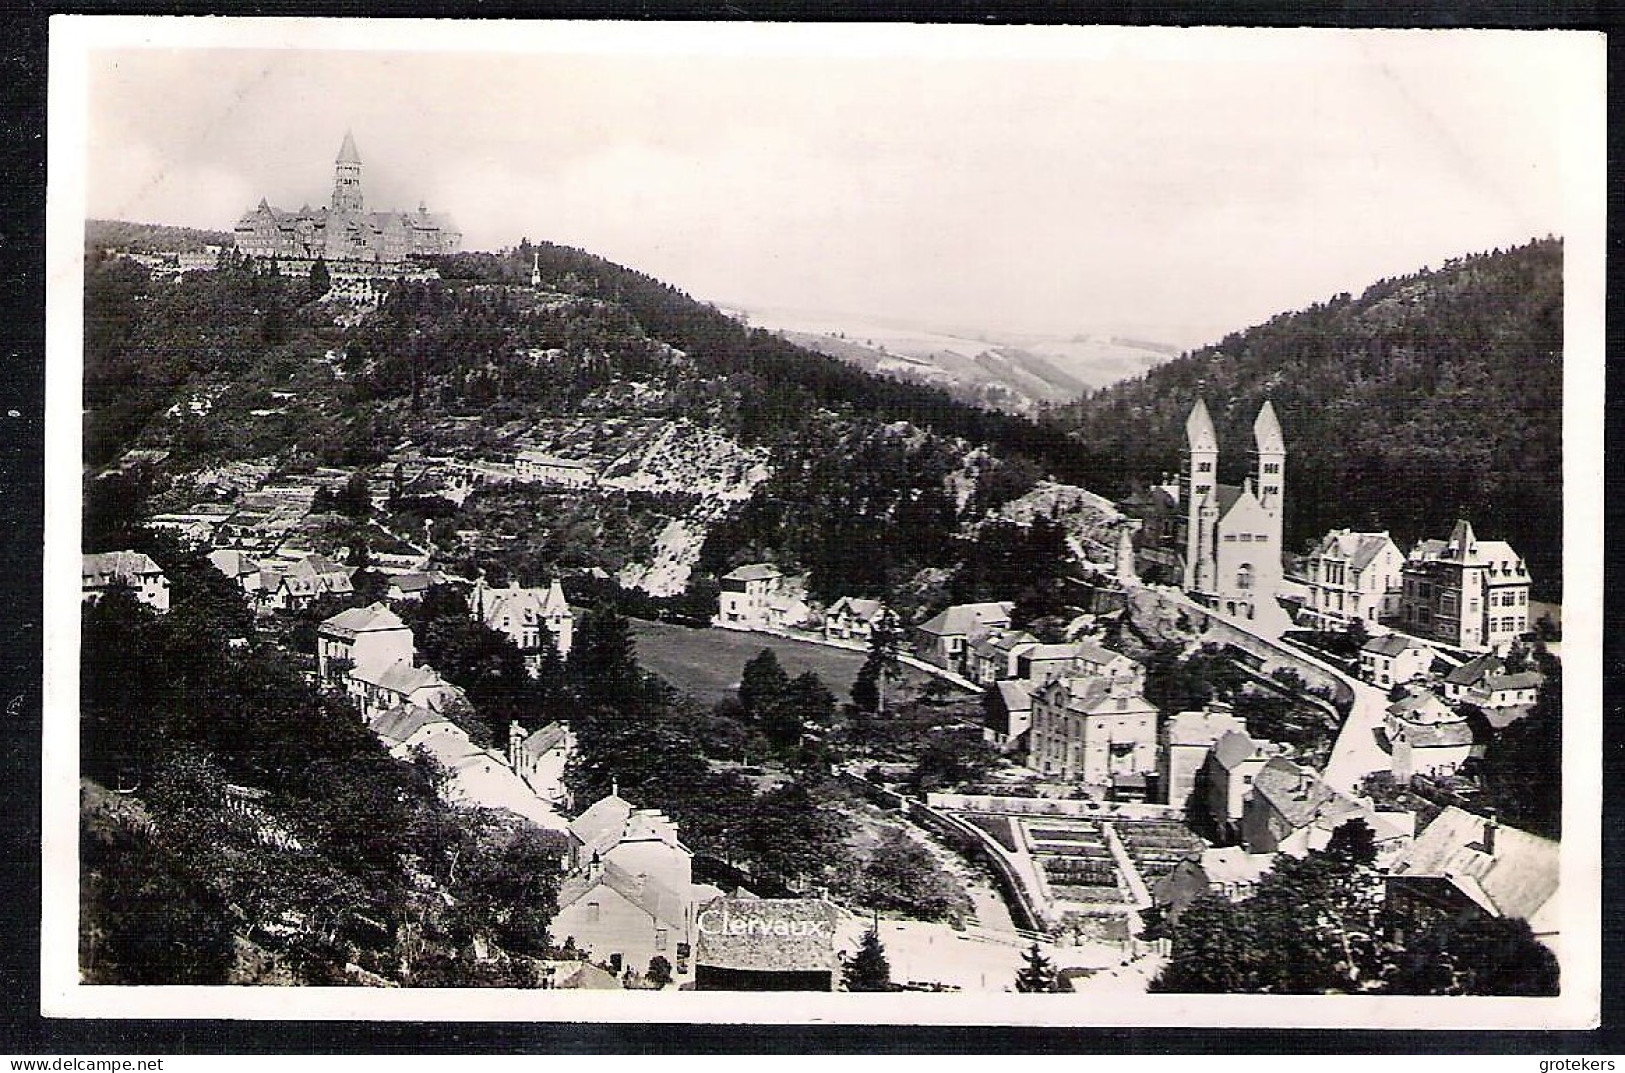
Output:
top-left (1113, 819), bottom-right (1205, 885)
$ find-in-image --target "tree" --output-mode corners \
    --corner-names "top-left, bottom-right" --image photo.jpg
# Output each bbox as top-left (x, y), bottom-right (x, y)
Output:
top-left (843, 926), bottom-right (892, 992)
top-left (853, 610), bottom-right (903, 715)
top-left (647, 955), bottom-right (674, 988)
top-left (1015, 942), bottom-right (1058, 993)
top-left (1384, 914), bottom-right (1559, 997)
top-left (738, 648), bottom-right (789, 721)
top-left (308, 256), bottom-right (331, 301)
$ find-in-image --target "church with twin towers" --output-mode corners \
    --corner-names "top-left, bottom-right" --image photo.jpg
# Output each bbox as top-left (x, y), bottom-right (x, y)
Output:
top-left (1175, 398), bottom-right (1287, 625)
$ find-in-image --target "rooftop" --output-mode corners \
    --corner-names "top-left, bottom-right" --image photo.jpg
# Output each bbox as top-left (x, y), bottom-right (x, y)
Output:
top-left (1391, 807), bottom-right (1558, 922)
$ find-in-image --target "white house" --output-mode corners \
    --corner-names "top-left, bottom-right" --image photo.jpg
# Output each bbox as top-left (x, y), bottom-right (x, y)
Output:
top-left (515, 451), bottom-right (596, 488)
top-left (474, 579), bottom-right (574, 669)
top-left (316, 602), bottom-right (414, 684)
top-left (822, 597), bottom-right (891, 645)
top-left (82, 550), bottom-right (170, 613)
top-left (1301, 529), bottom-right (1406, 630)
top-left (714, 564), bottom-right (809, 631)
top-left (1359, 633), bottom-right (1434, 689)
top-left (1385, 690), bottom-right (1475, 780)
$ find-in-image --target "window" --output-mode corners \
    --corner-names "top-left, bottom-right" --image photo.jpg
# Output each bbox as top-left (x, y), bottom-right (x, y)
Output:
top-left (1236, 563), bottom-right (1254, 590)
top-left (1198, 461), bottom-right (1213, 472)
top-left (1263, 462), bottom-right (1280, 474)
top-left (1239, 533), bottom-right (1253, 543)
top-left (655, 928), bottom-right (668, 950)
top-left (586, 901), bottom-right (601, 923)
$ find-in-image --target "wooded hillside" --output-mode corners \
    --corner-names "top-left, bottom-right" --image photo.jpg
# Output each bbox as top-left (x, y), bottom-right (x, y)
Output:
top-left (1052, 238), bottom-right (1563, 598)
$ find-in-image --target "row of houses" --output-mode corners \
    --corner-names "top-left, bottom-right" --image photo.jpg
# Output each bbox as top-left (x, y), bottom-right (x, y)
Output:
top-left (1297, 519), bottom-right (1534, 654)
top-left (1154, 803), bottom-right (1560, 957)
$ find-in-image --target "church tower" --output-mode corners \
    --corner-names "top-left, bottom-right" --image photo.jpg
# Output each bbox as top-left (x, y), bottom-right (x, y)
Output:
top-left (1251, 399), bottom-right (1286, 552)
top-left (332, 131), bottom-right (364, 213)
top-left (1180, 398), bottom-right (1219, 593)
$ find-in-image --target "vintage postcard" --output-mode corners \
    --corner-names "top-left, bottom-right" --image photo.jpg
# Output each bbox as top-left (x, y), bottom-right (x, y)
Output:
top-left (41, 17), bottom-right (1605, 1028)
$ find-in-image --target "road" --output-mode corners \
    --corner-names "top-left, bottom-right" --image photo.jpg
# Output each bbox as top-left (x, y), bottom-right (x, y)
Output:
top-left (1319, 676), bottom-right (1395, 794)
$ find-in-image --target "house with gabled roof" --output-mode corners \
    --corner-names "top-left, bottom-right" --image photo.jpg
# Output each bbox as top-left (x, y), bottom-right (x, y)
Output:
top-left (913, 601), bottom-right (1013, 676)
top-left (967, 629), bottom-right (1039, 686)
top-left (1154, 846), bottom-right (1278, 925)
top-left (823, 597), bottom-right (891, 645)
top-left (1386, 807), bottom-right (1560, 953)
top-left (1359, 633), bottom-right (1434, 689)
top-left (1301, 528), bottom-right (1406, 631)
top-left (1026, 674), bottom-right (1158, 789)
top-left (1241, 757), bottom-right (1414, 862)
top-left (347, 659), bottom-right (466, 720)
top-left (473, 578), bottom-right (574, 670)
top-left (551, 860), bottom-right (694, 982)
top-left (259, 552), bottom-right (354, 610)
top-left (82, 550), bottom-right (170, 613)
top-left (714, 563), bottom-right (811, 631)
top-left (1399, 520), bottom-right (1532, 653)
top-left (1201, 728), bottom-right (1282, 842)
top-left (1160, 703), bottom-right (1248, 813)
top-left (1442, 652), bottom-right (1544, 713)
top-left (1385, 690), bottom-right (1475, 779)
top-left (693, 897), bottom-right (845, 991)
top-left (508, 720), bottom-right (574, 807)
top-left (983, 680), bottom-right (1034, 752)
top-left (316, 601), bottom-right (414, 684)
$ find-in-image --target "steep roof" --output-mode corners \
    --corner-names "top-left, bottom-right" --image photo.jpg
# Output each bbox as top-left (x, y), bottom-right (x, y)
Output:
top-left (363, 661), bottom-right (451, 696)
top-left (521, 722), bottom-right (570, 756)
top-left (1253, 399), bottom-right (1285, 454)
top-left (1484, 671), bottom-right (1544, 692)
top-left (995, 680), bottom-right (1033, 712)
top-left (368, 703), bottom-right (455, 746)
top-left (828, 597), bottom-right (884, 621)
top-left (336, 130), bottom-right (362, 164)
top-left (557, 860), bottom-right (689, 931)
top-left (722, 563), bottom-right (782, 583)
top-left (1185, 398), bottom-right (1218, 453)
top-left (1251, 757), bottom-right (1361, 831)
top-left (916, 601), bottom-right (1013, 637)
top-left (1445, 653), bottom-right (1504, 687)
top-left (320, 601), bottom-right (408, 636)
top-left (1071, 638), bottom-right (1137, 670)
top-left (1210, 729), bottom-right (1260, 771)
top-left (1200, 846), bottom-right (1276, 888)
top-left (693, 897), bottom-right (843, 973)
top-left (569, 793), bottom-right (635, 857)
top-left (1390, 807), bottom-right (1558, 922)
top-left (1362, 634), bottom-right (1419, 657)
top-left (1165, 707), bottom-right (1246, 747)
top-left (83, 549), bottom-right (164, 581)
top-left (207, 548), bottom-right (259, 578)
top-left (1315, 529), bottom-right (1397, 571)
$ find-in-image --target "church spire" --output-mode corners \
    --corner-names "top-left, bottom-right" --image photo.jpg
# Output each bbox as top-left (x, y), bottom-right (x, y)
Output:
top-left (336, 130), bottom-right (362, 165)
top-left (1185, 398), bottom-right (1219, 454)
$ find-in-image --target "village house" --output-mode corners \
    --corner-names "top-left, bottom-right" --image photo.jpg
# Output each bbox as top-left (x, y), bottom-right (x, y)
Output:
top-left (821, 597), bottom-right (891, 645)
top-left (715, 563), bottom-right (785, 630)
top-left (1385, 807), bottom-right (1560, 954)
top-left (82, 550), bottom-right (170, 613)
top-left (692, 897), bottom-right (846, 992)
top-left (514, 450), bottom-right (596, 488)
top-left (1202, 729), bottom-right (1284, 844)
top-left (346, 659), bottom-right (466, 721)
top-left (1026, 674), bottom-right (1159, 790)
top-left (550, 791), bottom-right (725, 981)
top-left (1160, 703), bottom-right (1249, 813)
top-left (258, 553), bottom-right (354, 611)
top-left (1241, 758), bottom-right (1414, 862)
top-left (1384, 690), bottom-right (1476, 780)
top-left (1300, 529), bottom-right (1406, 631)
top-left (1441, 652), bottom-right (1544, 712)
top-left (207, 548), bottom-right (263, 599)
top-left (982, 680), bottom-right (1034, 753)
top-left (316, 602), bottom-right (414, 684)
top-left (966, 629), bottom-right (1039, 686)
top-left (1359, 633), bottom-right (1435, 690)
top-left (473, 578), bottom-right (575, 670)
top-left (384, 570), bottom-right (447, 603)
top-left (912, 601), bottom-right (1013, 677)
top-left (508, 720), bottom-right (575, 807)
top-left (1398, 520), bottom-right (1532, 653)
top-left (1063, 638), bottom-right (1146, 691)
top-left (1153, 846), bottom-right (1277, 926)
top-left (370, 704), bottom-right (569, 833)
top-left (1014, 642), bottom-right (1088, 688)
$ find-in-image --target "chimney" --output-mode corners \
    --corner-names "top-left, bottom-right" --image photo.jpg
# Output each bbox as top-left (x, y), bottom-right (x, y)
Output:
top-left (1483, 813), bottom-right (1498, 856)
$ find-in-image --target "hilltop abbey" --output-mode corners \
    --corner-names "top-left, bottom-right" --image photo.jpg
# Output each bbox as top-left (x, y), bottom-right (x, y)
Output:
top-left (233, 132), bottom-right (462, 266)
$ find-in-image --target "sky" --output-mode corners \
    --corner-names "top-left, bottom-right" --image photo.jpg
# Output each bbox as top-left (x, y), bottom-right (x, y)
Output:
top-left (75, 22), bottom-right (1600, 349)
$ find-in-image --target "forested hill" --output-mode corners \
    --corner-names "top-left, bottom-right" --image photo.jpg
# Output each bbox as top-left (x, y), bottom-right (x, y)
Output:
top-left (1051, 238), bottom-right (1563, 598)
top-left (86, 219), bottom-right (235, 252)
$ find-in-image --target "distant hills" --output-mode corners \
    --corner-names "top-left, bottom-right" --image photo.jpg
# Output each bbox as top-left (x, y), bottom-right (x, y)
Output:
top-left (735, 305), bottom-right (1176, 414)
top-left (1051, 237), bottom-right (1564, 599)
top-left (86, 218), bottom-right (235, 252)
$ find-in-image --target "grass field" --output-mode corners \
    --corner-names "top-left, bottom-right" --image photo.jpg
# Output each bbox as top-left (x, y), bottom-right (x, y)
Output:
top-left (626, 620), bottom-right (949, 706)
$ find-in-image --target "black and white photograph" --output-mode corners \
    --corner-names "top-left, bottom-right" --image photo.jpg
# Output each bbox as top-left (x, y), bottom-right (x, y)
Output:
top-left (40, 17), bottom-right (1604, 1028)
